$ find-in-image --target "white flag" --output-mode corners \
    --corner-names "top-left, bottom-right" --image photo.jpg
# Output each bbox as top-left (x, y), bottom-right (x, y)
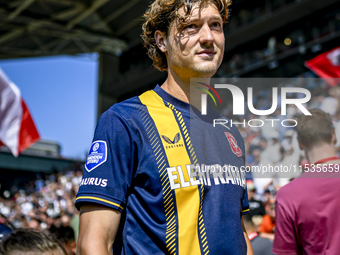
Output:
top-left (0, 68), bottom-right (40, 157)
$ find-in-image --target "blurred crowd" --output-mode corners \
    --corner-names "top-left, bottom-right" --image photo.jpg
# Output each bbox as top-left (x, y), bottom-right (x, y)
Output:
top-left (231, 72), bottom-right (340, 189)
top-left (0, 170), bottom-right (82, 254)
top-left (225, 73), bottom-right (340, 253)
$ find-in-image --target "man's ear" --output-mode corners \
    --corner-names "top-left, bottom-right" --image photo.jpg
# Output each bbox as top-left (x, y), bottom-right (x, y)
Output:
top-left (332, 130), bottom-right (337, 145)
top-left (154, 30), bottom-right (167, 53)
top-left (298, 139), bottom-right (304, 150)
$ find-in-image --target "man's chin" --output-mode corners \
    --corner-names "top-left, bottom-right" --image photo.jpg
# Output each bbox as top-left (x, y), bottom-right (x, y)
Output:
top-left (193, 64), bottom-right (218, 77)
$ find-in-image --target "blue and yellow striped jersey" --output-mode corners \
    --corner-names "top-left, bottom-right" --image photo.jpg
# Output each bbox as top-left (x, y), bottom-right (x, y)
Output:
top-left (76, 85), bottom-right (250, 255)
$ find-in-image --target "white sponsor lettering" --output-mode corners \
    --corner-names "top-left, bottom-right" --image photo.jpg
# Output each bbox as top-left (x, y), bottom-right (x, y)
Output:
top-left (166, 164), bottom-right (246, 190)
top-left (79, 178), bottom-right (108, 187)
top-left (166, 167), bottom-right (180, 190)
top-left (86, 153), bottom-right (103, 164)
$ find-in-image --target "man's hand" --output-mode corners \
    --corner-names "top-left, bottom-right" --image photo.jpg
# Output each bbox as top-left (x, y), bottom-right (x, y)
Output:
top-left (241, 215), bottom-right (254, 255)
top-left (77, 204), bottom-right (121, 255)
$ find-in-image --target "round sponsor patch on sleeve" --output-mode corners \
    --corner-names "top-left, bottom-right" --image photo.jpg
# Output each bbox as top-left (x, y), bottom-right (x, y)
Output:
top-left (85, 140), bottom-right (107, 172)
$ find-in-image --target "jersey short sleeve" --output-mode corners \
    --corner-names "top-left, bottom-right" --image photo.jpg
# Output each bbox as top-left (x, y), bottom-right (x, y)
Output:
top-left (75, 108), bottom-right (135, 212)
top-left (241, 187), bottom-right (250, 215)
top-left (237, 131), bottom-right (250, 215)
top-left (272, 200), bottom-right (299, 254)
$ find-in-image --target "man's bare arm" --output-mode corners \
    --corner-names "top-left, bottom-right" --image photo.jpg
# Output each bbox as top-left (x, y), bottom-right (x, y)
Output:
top-left (77, 204), bottom-right (121, 255)
top-left (241, 215), bottom-right (254, 255)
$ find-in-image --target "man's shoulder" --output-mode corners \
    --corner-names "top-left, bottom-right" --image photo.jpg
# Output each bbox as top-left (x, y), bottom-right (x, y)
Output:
top-left (107, 89), bottom-right (166, 114)
top-left (102, 90), bottom-right (156, 118)
top-left (108, 95), bottom-right (143, 115)
top-left (276, 176), bottom-right (308, 205)
top-left (94, 95), bottom-right (147, 133)
top-left (277, 169), bottom-right (334, 198)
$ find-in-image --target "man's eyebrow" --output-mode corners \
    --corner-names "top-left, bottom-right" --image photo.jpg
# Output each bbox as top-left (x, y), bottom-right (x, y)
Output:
top-left (209, 15), bottom-right (223, 21)
top-left (187, 15), bottom-right (223, 22)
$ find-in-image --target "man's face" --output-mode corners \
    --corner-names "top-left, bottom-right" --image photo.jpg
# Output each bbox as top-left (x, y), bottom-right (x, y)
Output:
top-left (165, 2), bottom-right (225, 79)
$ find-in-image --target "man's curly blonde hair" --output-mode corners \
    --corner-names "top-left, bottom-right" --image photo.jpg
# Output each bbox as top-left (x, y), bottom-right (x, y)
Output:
top-left (141, 0), bottom-right (231, 72)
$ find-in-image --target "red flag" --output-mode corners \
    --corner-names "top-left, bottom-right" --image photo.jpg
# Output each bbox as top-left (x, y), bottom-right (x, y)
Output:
top-left (305, 46), bottom-right (340, 87)
top-left (0, 68), bottom-right (40, 157)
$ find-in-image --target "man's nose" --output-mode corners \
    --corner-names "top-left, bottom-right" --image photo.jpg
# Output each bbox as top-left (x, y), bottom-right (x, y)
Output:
top-left (198, 23), bottom-right (214, 45)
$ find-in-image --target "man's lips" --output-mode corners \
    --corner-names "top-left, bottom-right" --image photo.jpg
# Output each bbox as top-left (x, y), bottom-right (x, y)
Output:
top-left (196, 51), bottom-right (216, 56)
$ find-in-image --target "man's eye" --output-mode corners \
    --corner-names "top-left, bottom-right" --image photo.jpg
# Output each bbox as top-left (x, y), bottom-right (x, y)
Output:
top-left (185, 24), bottom-right (196, 29)
top-left (211, 22), bottom-right (221, 28)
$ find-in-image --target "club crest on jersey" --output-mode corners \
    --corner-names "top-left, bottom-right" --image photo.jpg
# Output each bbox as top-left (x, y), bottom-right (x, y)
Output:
top-left (85, 141), bottom-right (107, 172)
top-left (224, 132), bottom-right (242, 157)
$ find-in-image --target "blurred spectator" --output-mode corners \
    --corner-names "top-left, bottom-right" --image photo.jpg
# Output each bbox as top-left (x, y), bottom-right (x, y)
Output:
top-left (246, 147), bottom-right (261, 167)
top-left (258, 197), bottom-right (276, 236)
top-left (35, 175), bottom-right (44, 192)
top-left (273, 109), bottom-right (340, 254)
top-left (277, 129), bottom-right (301, 187)
top-left (319, 87), bottom-right (339, 116)
top-left (0, 224), bottom-right (12, 243)
top-left (0, 228), bottom-right (67, 255)
top-left (252, 137), bottom-right (276, 195)
top-left (247, 182), bottom-right (266, 218)
top-left (267, 37), bottom-right (277, 57)
top-left (243, 215), bottom-right (275, 255)
top-left (50, 226), bottom-right (76, 255)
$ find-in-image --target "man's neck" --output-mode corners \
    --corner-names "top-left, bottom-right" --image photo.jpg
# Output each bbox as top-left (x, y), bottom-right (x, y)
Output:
top-left (160, 68), bottom-right (210, 110)
top-left (161, 75), bottom-right (190, 103)
top-left (305, 143), bottom-right (340, 164)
